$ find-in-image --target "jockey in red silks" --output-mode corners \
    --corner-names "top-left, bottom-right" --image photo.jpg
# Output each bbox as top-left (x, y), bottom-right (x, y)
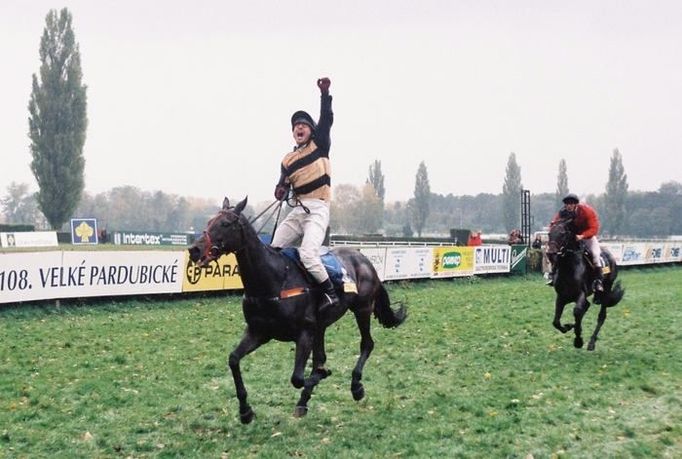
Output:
top-left (547, 193), bottom-right (604, 292)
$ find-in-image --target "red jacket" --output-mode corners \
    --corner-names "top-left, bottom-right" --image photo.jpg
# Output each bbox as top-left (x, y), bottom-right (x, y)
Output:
top-left (551, 203), bottom-right (600, 238)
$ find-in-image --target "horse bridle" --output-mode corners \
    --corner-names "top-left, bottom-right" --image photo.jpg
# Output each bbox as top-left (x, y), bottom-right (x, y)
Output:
top-left (548, 221), bottom-right (579, 258)
top-left (201, 210), bottom-right (245, 263)
top-left (199, 200), bottom-right (283, 264)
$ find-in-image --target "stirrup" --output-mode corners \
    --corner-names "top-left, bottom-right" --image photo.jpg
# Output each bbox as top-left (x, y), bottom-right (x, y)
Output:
top-left (322, 292), bottom-right (339, 307)
top-left (318, 292), bottom-right (339, 315)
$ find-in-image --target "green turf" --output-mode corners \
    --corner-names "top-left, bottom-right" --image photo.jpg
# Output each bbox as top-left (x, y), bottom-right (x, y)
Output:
top-left (1, 267), bottom-right (680, 458)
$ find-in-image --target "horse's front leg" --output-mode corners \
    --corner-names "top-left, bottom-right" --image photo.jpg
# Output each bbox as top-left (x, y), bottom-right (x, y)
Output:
top-left (587, 305), bottom-right (607, 351)
top-left (572, 294), bottom-right (591, 349)
top-left (552, 297), bottom-right (573, 333)
top-left (228, 329), bottom-right (268, 424)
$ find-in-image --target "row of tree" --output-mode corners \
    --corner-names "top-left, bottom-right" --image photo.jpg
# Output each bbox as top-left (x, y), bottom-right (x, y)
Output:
top-left (3, 163), bottom-right (681, 239)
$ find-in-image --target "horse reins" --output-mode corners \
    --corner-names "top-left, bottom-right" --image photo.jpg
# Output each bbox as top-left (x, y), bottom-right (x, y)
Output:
top-left (201, 200), bottom-right (285, 262)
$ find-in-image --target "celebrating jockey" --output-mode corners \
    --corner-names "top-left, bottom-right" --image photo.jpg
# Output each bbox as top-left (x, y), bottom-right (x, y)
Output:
top-left (546, 193), bottom-right (604, 292)
top-left (270, 77), bottom-right (339, 314)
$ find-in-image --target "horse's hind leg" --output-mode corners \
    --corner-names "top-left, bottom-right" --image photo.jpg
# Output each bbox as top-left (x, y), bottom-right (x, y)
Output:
top-left (229, 329), bottom-right (268, 424)
top-left (350, 307), bottom-right (375, 401)
top-left (573, 295), bottom-right (591, 349)
top-left (587, 305), bottom-right (607, 351)
top-left (312, 328), bottom-right (332, 378)
top-left (293, 328), bottom-right (334, 417)
top-left (291, 329), bottom-right (318, 417)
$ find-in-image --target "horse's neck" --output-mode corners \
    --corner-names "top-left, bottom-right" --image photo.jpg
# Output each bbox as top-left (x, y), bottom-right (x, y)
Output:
top-left (234, 226), bottom-right (286, 296)
top-left (557, 250), bottom-right (585, 277)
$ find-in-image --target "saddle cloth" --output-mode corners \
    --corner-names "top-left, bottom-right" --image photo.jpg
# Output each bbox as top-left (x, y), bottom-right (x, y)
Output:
top-left (280, 247), bottom-right (356, 292)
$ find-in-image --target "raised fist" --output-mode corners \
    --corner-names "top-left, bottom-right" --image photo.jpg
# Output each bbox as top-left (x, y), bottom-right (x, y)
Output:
top-left (317, 77), bottom-right (331, 94)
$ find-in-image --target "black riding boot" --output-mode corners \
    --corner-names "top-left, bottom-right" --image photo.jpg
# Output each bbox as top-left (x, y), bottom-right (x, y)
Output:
top-left (318, 278), bottom-right (340, 315)
top-left (592, 266), bottom-right (604, 292)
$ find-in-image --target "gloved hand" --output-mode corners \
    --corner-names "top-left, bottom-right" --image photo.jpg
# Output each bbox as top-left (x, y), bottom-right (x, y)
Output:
top-left (274, 184), bottom-right (288, 201)
top-left (317, 77), bottom-right (331, 95)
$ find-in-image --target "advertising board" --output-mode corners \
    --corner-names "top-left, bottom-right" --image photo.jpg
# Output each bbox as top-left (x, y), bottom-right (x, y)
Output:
top-left (473, 245), bottom-right (511, 273)
top-left (431, 246), bottom-right (474, 278)
top-left (181, 252), bottom-right (243, 292)
top-left (0, 231), bottom-right (58, 248)
top-left (70, 219), bottom-right (98, 245)
top-left (358, 247), bottom-right (387, 281)
top-left (0, 251), bottom-right (183, 304)
top-left (113, 231), bottom-right (190, 246)
top-left (384, 247), bottom-right (433, 280)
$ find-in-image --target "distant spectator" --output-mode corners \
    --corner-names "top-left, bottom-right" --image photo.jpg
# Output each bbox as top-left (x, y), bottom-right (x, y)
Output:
top-left (508, 229), bottom-right (524, 244)
top-left (532, 235), bottom-right (542, 249)
top-left (98, 228), bottom-right (108, 244)
top-left (467, 230), bottom-right (482, 246)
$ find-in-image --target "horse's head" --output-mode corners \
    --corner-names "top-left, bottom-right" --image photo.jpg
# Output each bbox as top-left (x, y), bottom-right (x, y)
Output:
top-left (188, 196), bottom-right (248, 267)
top-left (547, 217), bottom-right (578, 262)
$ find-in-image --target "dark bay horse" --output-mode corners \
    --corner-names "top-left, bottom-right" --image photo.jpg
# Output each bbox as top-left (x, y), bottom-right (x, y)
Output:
top-left (546, 218), bottom-right (625, 351)
top-left (188, 197), bottom-right (407, 423)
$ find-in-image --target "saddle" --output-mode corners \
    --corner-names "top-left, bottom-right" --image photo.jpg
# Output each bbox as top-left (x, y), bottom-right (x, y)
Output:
top-left (280, 247), bottom-right (357, 293)
top-left (580, 247), bottom-right (611, 276)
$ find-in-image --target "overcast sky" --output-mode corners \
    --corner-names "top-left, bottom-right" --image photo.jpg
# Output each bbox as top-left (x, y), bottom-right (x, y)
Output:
top-left (1, 0), bottom-right (681, 206)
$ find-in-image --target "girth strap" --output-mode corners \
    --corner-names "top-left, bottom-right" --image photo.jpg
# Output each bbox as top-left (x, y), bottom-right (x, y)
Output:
top-left (243, 287), bottom-right (310, 304)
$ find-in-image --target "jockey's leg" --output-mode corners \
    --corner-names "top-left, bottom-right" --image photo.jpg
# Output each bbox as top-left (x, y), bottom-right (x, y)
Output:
top-left (546, 261), bottom-right (557, 286)
top-left (585, 236), bottom-right (604, 292)
top-left (270, 207), bottom-right (304, 248)
top-left (299, 201), bottom-right (339, 314)
top-left (545, 253), bottom-right (557, 286)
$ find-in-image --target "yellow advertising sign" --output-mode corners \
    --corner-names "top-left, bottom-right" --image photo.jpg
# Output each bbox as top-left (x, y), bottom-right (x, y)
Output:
top-left (431, 246), bottom-right (474, 278)
top-left (182, 252), bottom-right (243, 292)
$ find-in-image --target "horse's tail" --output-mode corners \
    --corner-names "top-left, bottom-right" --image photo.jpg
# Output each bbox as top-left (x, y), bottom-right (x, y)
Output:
top-left (602, 280), bottom-right (625, 308)
top-left (373, 284), bottom-right (407, 328)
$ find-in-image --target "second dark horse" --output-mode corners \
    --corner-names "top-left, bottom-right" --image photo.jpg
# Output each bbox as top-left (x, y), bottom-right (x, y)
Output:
top-left (188, 197), bottom-right (407, 423)
top-left (546, 218), bottom-right (625, 351)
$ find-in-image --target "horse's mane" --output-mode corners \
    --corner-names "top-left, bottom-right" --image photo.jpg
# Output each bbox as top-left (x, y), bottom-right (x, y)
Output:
top-left (237, 210), bottom-right (293, 259)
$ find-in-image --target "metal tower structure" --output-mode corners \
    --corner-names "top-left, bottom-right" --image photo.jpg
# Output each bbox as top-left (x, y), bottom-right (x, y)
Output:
top-left (521, 189), bottom-right (531, 246)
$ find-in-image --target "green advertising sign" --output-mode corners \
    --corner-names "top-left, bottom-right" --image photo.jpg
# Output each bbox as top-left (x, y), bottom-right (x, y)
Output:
top-left (510, 244), bottom-right (528, 274)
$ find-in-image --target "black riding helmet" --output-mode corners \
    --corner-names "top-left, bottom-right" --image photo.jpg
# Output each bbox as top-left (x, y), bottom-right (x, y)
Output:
top-left (290, 110), bottom-right (316, 132)
top-left (562, 193), bottom-right (579, 204)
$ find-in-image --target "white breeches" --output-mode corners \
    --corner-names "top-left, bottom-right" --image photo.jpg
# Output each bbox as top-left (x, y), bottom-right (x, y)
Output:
top-left (583, 235), bottom-right (602, 267)
top-left (271, 199), bottom-right (330, 283)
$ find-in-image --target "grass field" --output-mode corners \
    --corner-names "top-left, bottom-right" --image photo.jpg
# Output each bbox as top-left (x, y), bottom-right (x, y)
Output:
top-left (1, 267), bottom-right (680, 458)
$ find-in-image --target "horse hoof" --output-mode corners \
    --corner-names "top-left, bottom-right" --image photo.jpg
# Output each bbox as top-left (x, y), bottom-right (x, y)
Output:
top-left (587, 342), bottom-right (596, 351)
top-left (240, 407), bottom-right (255, 424)
top-left (293, 405), bottom-right (308, 418)
top-left (574, 337), bottom-right (584, 348)
top-left (315, 367), bottom-right (332, 379)
top-left (351, 384), bottom-right (365, 401)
